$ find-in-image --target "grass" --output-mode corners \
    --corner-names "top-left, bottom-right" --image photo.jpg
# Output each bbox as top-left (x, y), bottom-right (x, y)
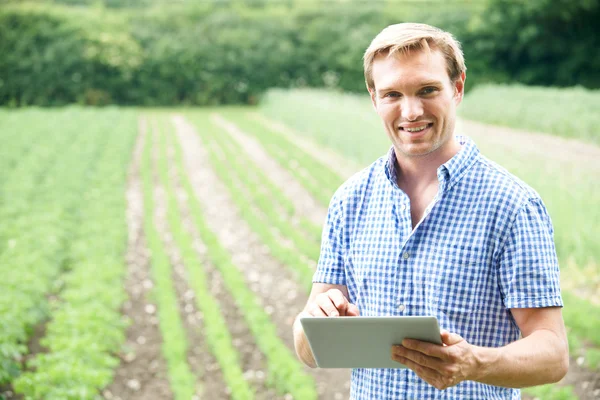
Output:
top-left (460, 84), bottom-right (600, 145)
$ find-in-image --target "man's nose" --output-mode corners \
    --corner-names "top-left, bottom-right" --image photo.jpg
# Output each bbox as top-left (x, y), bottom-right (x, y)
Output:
top-left (401, 97), bottom-right (424, 121)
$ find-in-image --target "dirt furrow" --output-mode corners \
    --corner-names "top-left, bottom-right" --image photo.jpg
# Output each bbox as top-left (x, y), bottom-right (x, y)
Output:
top-left (210, 113), bottom-right (328, 228)
top-left (102, 118), bottom-right (172, 400)
top-left (172, 114), bottom-right (351, 400)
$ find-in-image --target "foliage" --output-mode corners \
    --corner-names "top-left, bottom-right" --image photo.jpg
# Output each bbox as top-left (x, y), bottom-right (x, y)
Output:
top-left (470, 0), bottom-right (600, 88)
top-left (2, 0), bottom-right (597, 106)
top-left (0, 3), bottom-right (141, 106)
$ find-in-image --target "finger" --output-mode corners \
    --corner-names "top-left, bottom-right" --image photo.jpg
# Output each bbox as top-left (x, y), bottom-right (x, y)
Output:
top-left (393, 346), bottom-right (444, 371)
top-left (347, 303), bottom-right (360, 316)
top-left (315, 294), bottom-right (340, 317)
top-left (441, 330), bottom-right (464, 346)
top-left (307, 302), bottom-right (327, 317)
top-left (402, 339), bottom-right (448, 360)
top-left (392, 354), bottom-right (440, 384)
top-left (327, 289), bottom-right (349, 316)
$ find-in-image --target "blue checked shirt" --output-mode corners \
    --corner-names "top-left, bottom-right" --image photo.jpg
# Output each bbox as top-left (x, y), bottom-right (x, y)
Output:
top-left (313, 136), bottom-right (563, 400)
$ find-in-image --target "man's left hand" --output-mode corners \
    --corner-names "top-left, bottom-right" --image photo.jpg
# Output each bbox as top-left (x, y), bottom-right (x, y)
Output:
top-left (391, 330), bottom-right (479, 390)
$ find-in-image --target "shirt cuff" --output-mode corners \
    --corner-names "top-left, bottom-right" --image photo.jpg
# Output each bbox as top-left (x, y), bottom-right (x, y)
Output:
top-left (505, 295), bottom-right (563, 309)
top-left (312, 269), bottom-right (346, 286)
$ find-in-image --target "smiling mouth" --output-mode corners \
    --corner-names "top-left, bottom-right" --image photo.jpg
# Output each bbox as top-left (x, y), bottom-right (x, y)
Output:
top-left (400, 123), bottom-right (434, 132)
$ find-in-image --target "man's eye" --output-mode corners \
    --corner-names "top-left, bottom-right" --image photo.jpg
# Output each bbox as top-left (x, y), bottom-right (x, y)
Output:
top-left (385, 92), bottom-right (401, 98)
top-left (421, 87), bottom-right (438, 95)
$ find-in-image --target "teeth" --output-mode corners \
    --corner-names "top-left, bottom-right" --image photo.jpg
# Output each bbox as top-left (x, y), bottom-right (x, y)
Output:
top-left (405, 125), bottom-right (427, 132)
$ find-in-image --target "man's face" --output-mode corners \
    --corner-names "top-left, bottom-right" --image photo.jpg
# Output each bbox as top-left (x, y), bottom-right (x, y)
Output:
top-left (369, 49), bottom-right (465, 158)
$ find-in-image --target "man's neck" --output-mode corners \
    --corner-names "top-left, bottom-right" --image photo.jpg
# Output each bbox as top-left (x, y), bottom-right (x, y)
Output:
top-left (395, 138), bottom-right (461, 191)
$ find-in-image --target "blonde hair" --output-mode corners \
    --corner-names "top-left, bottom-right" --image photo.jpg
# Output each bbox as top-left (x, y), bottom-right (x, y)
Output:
top-left (363, 23), bottom-right (466, 91)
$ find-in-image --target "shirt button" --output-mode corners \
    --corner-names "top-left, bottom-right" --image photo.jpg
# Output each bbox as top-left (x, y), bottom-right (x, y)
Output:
top-left (398, 304), bottom-right (406, 312)
top-left (402, 251), bottom-right (409, 260)
top-left (400, 204), bottom-right (407, 211)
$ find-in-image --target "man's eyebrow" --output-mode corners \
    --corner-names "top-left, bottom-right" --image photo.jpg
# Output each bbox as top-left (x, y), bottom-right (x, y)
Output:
top-left (377, 80), bottom-right (444, 93)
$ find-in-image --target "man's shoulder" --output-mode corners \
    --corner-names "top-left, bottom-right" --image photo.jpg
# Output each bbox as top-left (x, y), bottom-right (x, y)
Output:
top-left (469, 152), bottom-right (542, 207)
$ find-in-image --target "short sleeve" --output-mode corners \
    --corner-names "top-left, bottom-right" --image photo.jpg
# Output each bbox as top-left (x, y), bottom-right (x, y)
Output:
top-left (312, 188), bottom-right (346, 285)
top-left (498, 198), bottom-right (563, 309)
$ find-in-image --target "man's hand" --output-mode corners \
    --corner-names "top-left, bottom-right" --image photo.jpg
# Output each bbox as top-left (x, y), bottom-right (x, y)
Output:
top-left (306, 288), bottom-right (360, 317)
top-left (391, 330), bottom-right (479, 390)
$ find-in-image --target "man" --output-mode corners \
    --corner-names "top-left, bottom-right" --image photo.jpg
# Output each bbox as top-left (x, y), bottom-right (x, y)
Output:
top-left (293, 23), bottom-right (568, 399)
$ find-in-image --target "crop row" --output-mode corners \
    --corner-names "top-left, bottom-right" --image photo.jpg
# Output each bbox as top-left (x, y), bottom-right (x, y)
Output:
top-left (199, 113), bottom-right (321, 263)
top-left (167, 114), bottom-right (318, 399)
top-left (0, 110), bottom-right (117, 388)
top-left (0, 110), bottom-right (51, 189)
top-left (184, 112), bottom-right (317, 291)
top-left (218, 109), bottom-right (344, 207)
top-left (213, 115), bottom-right (322, 257)
top-left (12, 110), bottom-right (137, 399)
top-left (154, 116), bottom-right (254, 399)
top-left (140, 118), bottom-right (197, 400)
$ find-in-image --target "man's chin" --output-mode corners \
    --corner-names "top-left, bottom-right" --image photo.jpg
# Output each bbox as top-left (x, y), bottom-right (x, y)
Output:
top-left (396, 143), bottom-right (437, 158)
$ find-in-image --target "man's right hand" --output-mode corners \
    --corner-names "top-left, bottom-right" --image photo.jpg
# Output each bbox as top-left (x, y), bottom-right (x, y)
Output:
top-left (306, 288), bottom-right (360, 317)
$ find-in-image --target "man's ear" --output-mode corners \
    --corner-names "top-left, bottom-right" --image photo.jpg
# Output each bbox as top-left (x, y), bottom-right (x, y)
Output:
top-left (454, 72), bottom-right (466, 105)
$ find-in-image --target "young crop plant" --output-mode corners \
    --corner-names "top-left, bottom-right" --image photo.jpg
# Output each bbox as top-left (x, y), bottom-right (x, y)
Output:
top-left (216, 109), bottom-right (343, 206)
top-left (167, 114), bottom-right (319, 399)
top-left (138, 118), bottom-right (197, 400)
top-left (155, 118), bottom-right (254, 400)
top-left (197, 114), bottom-right (321, 261)
top-left (13, 109), bottom-right (137, 399)
top-left (0, 109), bottom-right (115, 388)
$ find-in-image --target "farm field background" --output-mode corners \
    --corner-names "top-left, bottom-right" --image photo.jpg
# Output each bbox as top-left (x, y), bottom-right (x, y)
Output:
top-left (0, 86), bottom-right (599, 400)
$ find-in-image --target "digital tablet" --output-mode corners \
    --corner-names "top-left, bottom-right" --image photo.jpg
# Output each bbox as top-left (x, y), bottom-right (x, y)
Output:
top-left (299, 316), bottom-right (441, 369)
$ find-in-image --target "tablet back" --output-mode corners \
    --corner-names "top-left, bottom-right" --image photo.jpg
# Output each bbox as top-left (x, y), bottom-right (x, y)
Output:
top-left (300, 316), bottom-right (441, 369)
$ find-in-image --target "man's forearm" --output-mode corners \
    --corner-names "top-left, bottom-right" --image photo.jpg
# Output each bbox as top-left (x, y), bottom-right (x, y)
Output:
top-left (472, 329), bottom-right (569, 387)
top-left (293, 312), bottom-right (317, 368)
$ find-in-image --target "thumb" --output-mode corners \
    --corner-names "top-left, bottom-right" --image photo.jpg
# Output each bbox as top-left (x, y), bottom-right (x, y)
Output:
top-left (440, 329), bottom-right (463, 346)
top-left (346, 303), bottom-right (360, 316)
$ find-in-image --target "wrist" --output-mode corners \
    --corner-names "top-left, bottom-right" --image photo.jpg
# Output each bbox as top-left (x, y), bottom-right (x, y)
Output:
top-left (470, 345), bottom-right (499, 382)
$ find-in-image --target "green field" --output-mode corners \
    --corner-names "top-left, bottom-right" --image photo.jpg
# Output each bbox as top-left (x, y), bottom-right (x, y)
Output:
top-left (0, 86), bottom-right (598, 400)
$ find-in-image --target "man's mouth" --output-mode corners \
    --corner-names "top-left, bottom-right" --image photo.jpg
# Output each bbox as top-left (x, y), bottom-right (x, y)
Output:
top-left (399, 123), bottom-right (433, 133)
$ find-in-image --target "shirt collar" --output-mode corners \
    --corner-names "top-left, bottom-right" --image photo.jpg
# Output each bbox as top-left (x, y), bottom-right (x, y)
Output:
top-left (383, 135), bottom-right (480, 191)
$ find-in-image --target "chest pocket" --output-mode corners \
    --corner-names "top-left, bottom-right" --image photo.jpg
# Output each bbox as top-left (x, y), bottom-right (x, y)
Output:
top-left (427, 245), bottom-right (490, 314)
